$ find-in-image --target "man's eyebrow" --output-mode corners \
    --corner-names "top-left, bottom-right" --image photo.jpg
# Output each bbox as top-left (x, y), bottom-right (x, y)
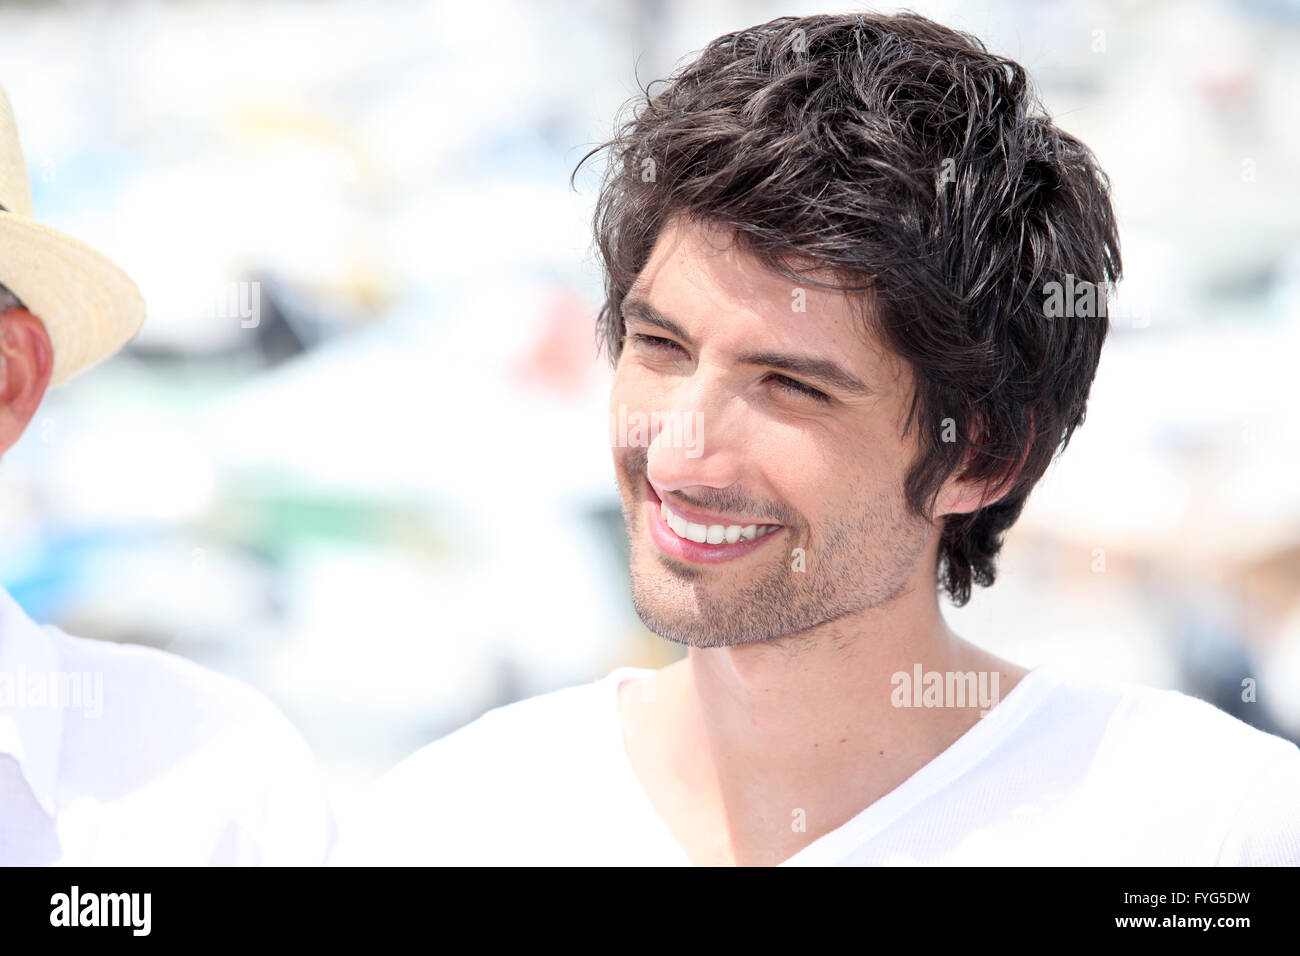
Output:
top-left (620, 295), bottom-right (872, 397)
top-left (621, 297), bottom-right (695, 346)
top-left (736, 350), bottom-right (873, 396)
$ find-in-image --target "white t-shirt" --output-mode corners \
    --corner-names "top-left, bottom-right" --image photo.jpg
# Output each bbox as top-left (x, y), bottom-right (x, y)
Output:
top-left (331, 660), bottom-right (1300, 866)
top-left (0, 586), bottom-right (336, 865)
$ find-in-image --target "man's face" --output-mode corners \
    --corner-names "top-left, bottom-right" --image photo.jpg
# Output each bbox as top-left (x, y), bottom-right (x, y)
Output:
top-left (609, 217), bottom-right (938, 648)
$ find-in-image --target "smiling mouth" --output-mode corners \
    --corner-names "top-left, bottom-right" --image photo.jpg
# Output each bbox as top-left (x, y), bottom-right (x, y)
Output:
top-left (643, 477), bottom-right (783, 548)
top-left (657, 497), bottom-right (782, 544)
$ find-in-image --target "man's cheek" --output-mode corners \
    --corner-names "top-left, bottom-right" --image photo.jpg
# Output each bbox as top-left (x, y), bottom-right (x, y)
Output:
top-left (609, 382), bottom-right (665, 453)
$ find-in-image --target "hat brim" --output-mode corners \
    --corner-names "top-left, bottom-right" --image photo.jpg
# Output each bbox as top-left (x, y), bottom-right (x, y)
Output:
top-left (0, 211), bottom-right (145, 387)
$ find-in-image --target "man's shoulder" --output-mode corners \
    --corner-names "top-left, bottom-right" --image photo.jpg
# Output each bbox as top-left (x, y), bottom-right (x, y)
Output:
top-left (17, 625), bottom-right (335, 864)
top-left (1078, 672), bottom-right (1297, 765)
top-left (1025, 665), bottom-right (1298, 777)
top-left (46, 627), bottom-right (301, 743)
top-left (384, 667), bottom-right (645, 785)
top-left (45, 628), bottom-right (330, 815)
top-left (329, 667), bottom-right (653, 864)
top-left (1035, 666), bottom-right (1300, 863)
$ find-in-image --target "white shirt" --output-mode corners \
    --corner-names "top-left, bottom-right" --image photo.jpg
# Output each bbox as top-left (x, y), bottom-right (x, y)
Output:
top-left (0, 586), bottom-right (335, 865)
top-left (331, 660), bottom-right (1300, 865)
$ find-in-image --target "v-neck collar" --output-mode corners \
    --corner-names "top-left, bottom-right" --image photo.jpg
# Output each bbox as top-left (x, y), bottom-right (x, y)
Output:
top-left (604, 661), bottom-right (1063, 866)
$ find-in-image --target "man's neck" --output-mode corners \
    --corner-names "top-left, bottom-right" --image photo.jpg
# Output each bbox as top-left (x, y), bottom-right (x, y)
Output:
top-left (618, 600), bottom-right (1029, 865)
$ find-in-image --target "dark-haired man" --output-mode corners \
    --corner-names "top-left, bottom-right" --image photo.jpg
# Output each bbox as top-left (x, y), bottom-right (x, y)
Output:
top-left (333, 12), bottom-right (1300, 865)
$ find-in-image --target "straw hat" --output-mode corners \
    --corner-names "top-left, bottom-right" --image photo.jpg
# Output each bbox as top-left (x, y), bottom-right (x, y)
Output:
top-left (0, 84), bottom-right (145, 386)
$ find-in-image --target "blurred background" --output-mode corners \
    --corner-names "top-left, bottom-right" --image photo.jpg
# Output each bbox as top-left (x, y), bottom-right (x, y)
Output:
top-left (0, 0), bottom-right (1298, 810)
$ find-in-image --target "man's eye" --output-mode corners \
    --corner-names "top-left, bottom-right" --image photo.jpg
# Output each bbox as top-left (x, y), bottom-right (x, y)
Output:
top-left (629, 333), bottom-right (683, 353)
top-left (769, 374), bottom-right (830, 403)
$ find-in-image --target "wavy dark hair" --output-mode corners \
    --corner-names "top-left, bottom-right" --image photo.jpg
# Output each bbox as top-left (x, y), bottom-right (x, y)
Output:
top-left (574, 12), bottom-right (1121, 606)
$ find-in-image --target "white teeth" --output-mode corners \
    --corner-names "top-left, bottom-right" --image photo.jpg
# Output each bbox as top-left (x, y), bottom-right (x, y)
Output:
top-left (657, 498), bottom-right (779, 546)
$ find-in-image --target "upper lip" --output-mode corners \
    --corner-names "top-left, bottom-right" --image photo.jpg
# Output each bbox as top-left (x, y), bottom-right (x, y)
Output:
top-left (646, 478), bottom-right (780, 528)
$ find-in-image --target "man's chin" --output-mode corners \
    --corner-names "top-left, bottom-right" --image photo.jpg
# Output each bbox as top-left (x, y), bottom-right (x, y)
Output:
top-left (627, 574), bottom-right (779, 648)
top-left (629, 603), bottom-right (742, 648)
top-left (627, 564), bottom-right (731, 646)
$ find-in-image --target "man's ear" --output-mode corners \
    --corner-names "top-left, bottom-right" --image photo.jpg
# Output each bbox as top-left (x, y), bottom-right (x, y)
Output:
top-left (932, 411), bottom-right (1034, 518)
top-left (0, 308), bottom-right (54, 454)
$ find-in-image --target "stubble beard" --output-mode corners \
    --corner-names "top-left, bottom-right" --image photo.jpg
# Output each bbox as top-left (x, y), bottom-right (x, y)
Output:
top-left (618, 467), bottom-right (931, 649)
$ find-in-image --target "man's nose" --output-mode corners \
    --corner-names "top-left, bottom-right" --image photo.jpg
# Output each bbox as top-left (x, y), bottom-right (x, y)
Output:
top-left (645, 369), bottom-right (747, 498)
